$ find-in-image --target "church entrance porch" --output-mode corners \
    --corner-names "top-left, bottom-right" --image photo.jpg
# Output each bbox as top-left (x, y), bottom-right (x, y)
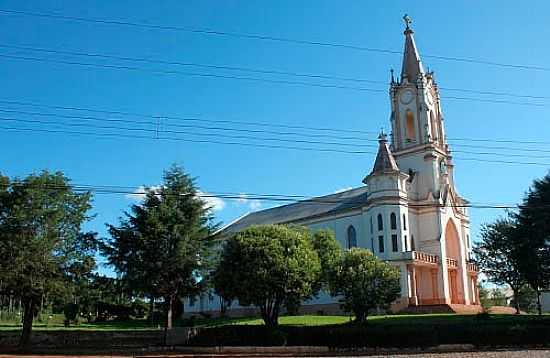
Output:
top-left (405, 251), bottom-right (445, 306)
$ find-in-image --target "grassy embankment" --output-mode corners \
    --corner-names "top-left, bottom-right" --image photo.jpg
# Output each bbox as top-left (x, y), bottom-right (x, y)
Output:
top-left (0, 312), bottom-right (547, 331)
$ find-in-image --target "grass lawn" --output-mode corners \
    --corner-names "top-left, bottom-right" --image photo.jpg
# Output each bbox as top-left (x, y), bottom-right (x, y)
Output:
top-left (195, 313), bottom-right (549, 327)
top-left (1, 313), bottom-right (548, 331)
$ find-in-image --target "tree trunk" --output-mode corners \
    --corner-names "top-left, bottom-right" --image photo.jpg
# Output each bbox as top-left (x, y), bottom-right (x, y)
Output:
top-left (19, 297), bottom-right (35, 349)
top-left (536, 288), bottom-right (542, 316)
top-left (163, 295), bottom-right (175, 346)
top-left (354, 309), bottom-right (367, 324)
top-left (261, 300), bottom-right (281, 327)
top-left (149, 296), bottom-right (155, 326)
top-left (166, 296), bottom-right (174, 330)
top-left (512, 288), bottom-right (521, 314)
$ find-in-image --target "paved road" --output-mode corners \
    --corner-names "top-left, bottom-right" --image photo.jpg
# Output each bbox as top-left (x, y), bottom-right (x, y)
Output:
top-left (358, 351), bottom-right (550, 358)
top-left (2, 350), bottom-right (550, 357)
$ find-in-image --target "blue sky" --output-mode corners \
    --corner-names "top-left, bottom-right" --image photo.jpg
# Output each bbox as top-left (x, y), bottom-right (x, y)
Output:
top-left (1, 1), bottom-right (549, 275)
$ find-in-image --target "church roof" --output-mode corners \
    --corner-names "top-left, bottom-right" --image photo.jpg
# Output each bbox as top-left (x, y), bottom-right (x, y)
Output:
top-left (401, 16), bottom-right (425, 82)
top-left (217, 186), bottom-right (369, 236)
top-left (368, 133), bottom-right (399, 176)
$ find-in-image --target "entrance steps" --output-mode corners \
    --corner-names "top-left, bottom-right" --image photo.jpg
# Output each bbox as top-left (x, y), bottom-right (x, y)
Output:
top-left (400, 304), bottom-right (483, 314)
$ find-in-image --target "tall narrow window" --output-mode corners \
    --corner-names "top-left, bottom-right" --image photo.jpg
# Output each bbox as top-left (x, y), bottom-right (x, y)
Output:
top-left (377, 214), bottom-right (383, 231)
top-left (411, 235), bottom-right (416, 251)
top-left (403, 214), bottom-right (407, 230)
top-left (391, 234), bottom-right (399, 252)
top-left (390, 213), bottom-right (397, 230)
top-left (406, 110), bottom-right (416, 141)
top-left (347, 225), bottom-right (357, 249)
top-left (404, 235), bottom-right (409, 251)
top-left (378, 236), bottom-right (385, 253)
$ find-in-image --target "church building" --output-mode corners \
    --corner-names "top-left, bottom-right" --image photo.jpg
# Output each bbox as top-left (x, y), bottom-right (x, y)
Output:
top-left (185, 18), bottom-right (480, 315)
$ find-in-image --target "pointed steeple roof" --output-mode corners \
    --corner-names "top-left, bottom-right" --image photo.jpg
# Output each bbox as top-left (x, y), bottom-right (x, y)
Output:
top-left (364, 132), bottom-right (399, 183)
top-left (400, 14), bottom-right (425, 82)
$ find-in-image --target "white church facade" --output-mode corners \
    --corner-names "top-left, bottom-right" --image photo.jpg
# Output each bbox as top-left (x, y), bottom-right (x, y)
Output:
top-left (185, 19), bottom-right (480, 315)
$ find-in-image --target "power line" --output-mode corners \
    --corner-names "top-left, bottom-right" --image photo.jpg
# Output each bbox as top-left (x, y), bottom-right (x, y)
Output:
top-left (1, 53), bottom-right (545, 108)
top-left (4, 110), bottom-right (550, 159)
top-left (3, 104), bottom-right (550, 156)
top-left (1, 8), bottom-right (549, 73)
top-left (0, 99), bottom-right (380, 136)
top-left (2, 99), bottom-right (550, 154)
top-left (0, 125), bottom-right (374, 155)
top-left (2, 121), bottom-right (550, 166)
top-left (0, 116), bottom-right (379, 149)
top-left (0, 181), bottom-right (537, 210)
top-left (0, 53), bottom-right (388, 94)
top-left (0, 108), bottom-right (380, 143)
top-left (2, 43), bottom-right (548, 101)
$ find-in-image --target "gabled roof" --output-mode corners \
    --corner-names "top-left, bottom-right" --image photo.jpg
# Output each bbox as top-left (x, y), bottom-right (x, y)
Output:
top-left (401, 23), bottom-right (425, 82)
top-left (218, 186), bottom-right (369, 236)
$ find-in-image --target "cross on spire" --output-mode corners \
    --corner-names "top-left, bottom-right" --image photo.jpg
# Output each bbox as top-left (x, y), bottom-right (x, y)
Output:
top-left (403, 14), bottom-right (412, 30)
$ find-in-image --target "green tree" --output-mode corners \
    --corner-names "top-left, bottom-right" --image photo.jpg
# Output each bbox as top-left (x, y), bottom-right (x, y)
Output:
top-left (213, 225), bottom-right (321, 327)
top-left (102, 165), bottom-right (216, 332)
top-left (473, 217), bottom-right (524, 314)
top-left (513, 173), bottom-right (550, 315)
top-left (510, 285), bottom-right (537, 313)
top-left (309, 229), bottom-right (343, 292)
top-left (331, 248), bottom-right (400, 323)
top-left (0, 171), bottom-right (96, 347)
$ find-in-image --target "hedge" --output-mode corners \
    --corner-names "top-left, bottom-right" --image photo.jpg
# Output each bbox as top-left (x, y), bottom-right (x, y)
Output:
top-left (187, 320), bottom-right (550, 348)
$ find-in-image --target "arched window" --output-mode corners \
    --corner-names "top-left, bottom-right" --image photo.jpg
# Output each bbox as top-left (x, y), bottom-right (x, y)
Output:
top-left (391, 234), bottom-right (399, 252)
top-left (390, 213), bottom-right (397, 230)
top-left (405, 110), bottom-right (416, 141)
top-left (403, 214), bottom-right (407, 230)
top-left (347, 225), bottom-right (357, 249)
top-left (377, 214), bottom-right (383, 231)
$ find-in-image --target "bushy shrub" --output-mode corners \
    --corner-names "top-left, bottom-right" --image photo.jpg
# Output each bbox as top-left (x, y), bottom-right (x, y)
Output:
top-left (63, 303), bottom-right (79, 326)
top-left (187, 320), bottom-right (550, 348)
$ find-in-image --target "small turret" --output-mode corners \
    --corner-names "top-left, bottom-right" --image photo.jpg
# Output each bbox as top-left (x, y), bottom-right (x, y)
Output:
top-left (363, 131), bottom-right (400, 184)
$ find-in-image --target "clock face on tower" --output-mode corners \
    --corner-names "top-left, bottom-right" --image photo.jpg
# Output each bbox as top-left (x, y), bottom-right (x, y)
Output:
top-left (399, 90), bottom-right (414, 104)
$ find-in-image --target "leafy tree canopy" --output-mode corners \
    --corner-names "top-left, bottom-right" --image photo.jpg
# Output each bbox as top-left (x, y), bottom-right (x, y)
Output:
top-left (513, 173), bottom-right (550, 315)
top-left (473, 216), bottom-right (524, 313)
top-left (0, 171), bottom-right (96, 347)
top-left (214, 225), bottom-right (321, 327)
top-left (101, 164), bottom-right (217, 330)
top-left (331, 248), bottom-right (400, 323)
top-left (308, 229), bottom-right (343, 292)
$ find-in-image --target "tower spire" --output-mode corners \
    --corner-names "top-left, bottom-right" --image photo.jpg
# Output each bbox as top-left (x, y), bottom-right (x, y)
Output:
top-left (400, 14), bottom-right (425, 83)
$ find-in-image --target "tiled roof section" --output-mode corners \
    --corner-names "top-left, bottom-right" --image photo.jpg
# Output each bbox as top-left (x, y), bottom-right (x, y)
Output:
top-left (218, 186), bottom-right (369, 236)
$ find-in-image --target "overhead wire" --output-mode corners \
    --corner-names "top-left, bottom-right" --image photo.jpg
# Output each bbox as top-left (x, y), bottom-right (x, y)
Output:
top-left (2, 119), bottom-right (550, 165)
top-left (0, 181), bottom-right (538, 210)
top-left (2, 106), bottom-right (550, 158)
top-left (1, 8), bottom-right (549, 72)
top-left (0, 53), bottom-right (546, 108)
top-left (1, 43), bottom-right (548, 101)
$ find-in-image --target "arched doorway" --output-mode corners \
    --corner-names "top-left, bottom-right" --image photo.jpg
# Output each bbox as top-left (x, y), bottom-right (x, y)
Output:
top-left (445, 220), bottom-right (464, 304)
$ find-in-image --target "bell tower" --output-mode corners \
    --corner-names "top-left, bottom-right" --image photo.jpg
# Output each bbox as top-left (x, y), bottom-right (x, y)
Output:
top-left (389, 15), bottom-right (452, 201)
top-left (390, 15), bottom-right (447, 153)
